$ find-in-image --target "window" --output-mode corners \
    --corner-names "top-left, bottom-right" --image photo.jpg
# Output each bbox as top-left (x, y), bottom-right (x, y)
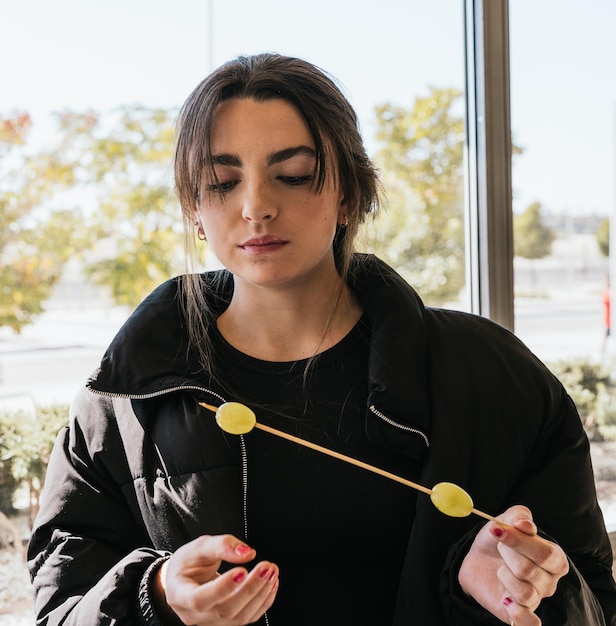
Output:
top-left (1, 0), bottom-right (469, 403)
top-left (509, 1), bottom-right (616, 365)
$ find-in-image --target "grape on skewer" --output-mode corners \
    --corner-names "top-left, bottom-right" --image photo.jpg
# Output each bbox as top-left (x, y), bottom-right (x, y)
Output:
top-left (199, 401), bottom-right (506, 525)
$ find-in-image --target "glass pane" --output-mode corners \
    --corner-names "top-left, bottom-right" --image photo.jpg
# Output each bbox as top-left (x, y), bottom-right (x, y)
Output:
top-left (510, 1), bottom-right (616, 362)
top-left (1, 0), bottom-right (467, 406)
top-left (509, 0), bottom-right (616, 534)
top-left (0, 2), bottom-right (466, 618)
top-left (212, 1), bottom-right (468, 310)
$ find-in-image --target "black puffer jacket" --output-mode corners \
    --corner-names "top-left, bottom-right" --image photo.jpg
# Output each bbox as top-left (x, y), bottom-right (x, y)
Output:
top-left (28, 255), bottom-right (616, 625)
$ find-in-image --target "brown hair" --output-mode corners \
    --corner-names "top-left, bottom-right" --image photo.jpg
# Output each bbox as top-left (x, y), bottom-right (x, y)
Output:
top-left (174, 53), bottom-right (381, 378)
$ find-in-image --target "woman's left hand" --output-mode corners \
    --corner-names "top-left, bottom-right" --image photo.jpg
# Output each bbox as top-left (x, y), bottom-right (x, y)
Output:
top-left (459, 505), bottom-right (569, 625)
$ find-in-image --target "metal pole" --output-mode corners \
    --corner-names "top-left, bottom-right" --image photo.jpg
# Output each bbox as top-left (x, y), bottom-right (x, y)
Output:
top-left (609, 104), bottom-right (616, 354)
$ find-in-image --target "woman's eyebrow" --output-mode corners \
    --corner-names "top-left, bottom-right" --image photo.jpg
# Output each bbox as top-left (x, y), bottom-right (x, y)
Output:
top-left (210, 146), bottom-right (316, 168)
top-left (267, 145), bottom-right (316, 166)
top-left (211, 153), bottom-right (241, 167)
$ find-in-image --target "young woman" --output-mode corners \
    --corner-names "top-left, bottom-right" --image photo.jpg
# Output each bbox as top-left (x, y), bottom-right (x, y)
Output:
top-left (28, 53), bottom-right (616, 626)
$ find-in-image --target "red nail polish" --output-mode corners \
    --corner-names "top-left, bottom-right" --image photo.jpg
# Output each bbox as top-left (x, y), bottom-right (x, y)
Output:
top-left (259, 567), bottom-right (271, 579)
top-left (492, 526), bottom-right (504, 538)
top-left (233, 571), bottom-right (246, 583)
top-left (235, 543), bottom-right (252, 556)
top-left (503, 597), bottom-right (513, 606)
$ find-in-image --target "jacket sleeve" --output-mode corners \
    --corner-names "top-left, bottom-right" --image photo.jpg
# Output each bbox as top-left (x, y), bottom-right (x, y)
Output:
top-left (441, 527), bottom-right (611, 626)
top-left (425, 312), bottom-right (616, 625)
top-left (27, 389), bottom-right (168, 625)
top-left (438, 373), bottom-right (616, 625)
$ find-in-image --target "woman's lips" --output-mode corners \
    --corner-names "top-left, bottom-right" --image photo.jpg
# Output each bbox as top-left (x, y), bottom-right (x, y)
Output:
top-left (240, 236), bottom-right (288, 254)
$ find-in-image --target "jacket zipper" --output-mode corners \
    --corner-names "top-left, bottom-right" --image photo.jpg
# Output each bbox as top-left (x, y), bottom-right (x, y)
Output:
top-left (94, 382), bottom-right (264, 620)
top-left (86, 382), bottom-right (226, 403)
top-left (369, 404), bottom-right (430, 448)
top-left (87, 383), bottom-right (252, 559)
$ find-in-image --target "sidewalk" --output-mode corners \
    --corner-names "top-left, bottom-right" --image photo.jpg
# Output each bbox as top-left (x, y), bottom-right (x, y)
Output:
top-left (0, 307), bottom-right (128, 408)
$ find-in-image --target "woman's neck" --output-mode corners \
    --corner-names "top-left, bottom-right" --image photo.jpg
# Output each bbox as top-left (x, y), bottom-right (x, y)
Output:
top-left (217, 277), bottom-right (363, 362)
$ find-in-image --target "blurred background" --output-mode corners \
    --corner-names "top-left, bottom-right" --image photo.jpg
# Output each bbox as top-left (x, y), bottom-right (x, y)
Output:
top-left (1, 0), bottom-right (616, 617)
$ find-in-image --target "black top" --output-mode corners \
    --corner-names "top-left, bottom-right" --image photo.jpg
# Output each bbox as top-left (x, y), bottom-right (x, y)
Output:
top-left (212, 316), bottom-right (419, 624)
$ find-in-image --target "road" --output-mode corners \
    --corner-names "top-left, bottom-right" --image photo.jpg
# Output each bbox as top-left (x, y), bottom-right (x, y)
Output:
top-left (0, 308), bottom-right (128, 410)
top-left (515, 295), bottom-right (608, 363)
top-left (0, 293), bottom-right (609, 411)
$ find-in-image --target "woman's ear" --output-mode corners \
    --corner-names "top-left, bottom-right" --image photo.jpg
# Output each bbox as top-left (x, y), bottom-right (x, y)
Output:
top-left (193, 212), bottom-right (207, 241)
top-left (337, 194), bottom-right (349, 226)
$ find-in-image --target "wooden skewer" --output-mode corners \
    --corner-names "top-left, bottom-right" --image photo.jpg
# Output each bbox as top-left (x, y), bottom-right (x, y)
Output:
top-left (199, 402), bottom-right (506, 526)
top-left (255, 420), bottom-right (433, 495)
top-left (470, 508), bottom-right (505, 524)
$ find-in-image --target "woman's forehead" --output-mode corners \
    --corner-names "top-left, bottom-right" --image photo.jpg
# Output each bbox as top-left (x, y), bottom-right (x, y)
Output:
top-left (209, 98), bottom-right (314, 152)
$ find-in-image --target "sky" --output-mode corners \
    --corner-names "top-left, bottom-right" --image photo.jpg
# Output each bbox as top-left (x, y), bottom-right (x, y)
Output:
top-left (2, 0), bottom-right (616, 217)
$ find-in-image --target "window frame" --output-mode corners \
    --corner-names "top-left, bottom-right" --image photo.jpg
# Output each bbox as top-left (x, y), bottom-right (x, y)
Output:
top-left (464, 0), bottom-right (514, 331)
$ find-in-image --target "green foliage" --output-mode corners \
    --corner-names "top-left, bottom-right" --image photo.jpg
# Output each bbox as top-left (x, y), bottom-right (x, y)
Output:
top-left (547, 358), bottom-right (616, 441)
top-left (0, 112), bottom-right (87, 332)
top-left (0, 465), bottom-right (19, 514)
top-left (0, 403), bottom-right (69, 517)
top-left (0, 105), bottom-right (184, 331)
top-left (49, 106), bottom-right (184, 310)
top-left (0, 208), bottom-right (85, 331)
top-left (365, 87), bottom-right (465, 304)
top-left (513, 201), bottom-right (554, 260)
top-left (596, 217), bottom-right (609, 257)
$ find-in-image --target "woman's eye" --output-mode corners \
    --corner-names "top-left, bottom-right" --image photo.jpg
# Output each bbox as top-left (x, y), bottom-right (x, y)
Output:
top-left (207, 179), bottom-right (238, 193)
top-left (279, 175), bottom-right (314, 186)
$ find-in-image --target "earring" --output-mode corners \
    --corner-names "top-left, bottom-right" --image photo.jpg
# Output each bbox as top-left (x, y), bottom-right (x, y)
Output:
top-left (194, 218), bottom-right (207, 241)
top-left (339, 215), bottom-right (349, 228)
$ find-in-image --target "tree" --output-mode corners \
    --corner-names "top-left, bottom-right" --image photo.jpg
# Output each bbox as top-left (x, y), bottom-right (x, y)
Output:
top-left (0, 106), bottom-right (184, 332)
top-left (513, 201), bottom-right (554, 259)
top-left (365, 87), bottom-right (465, 304)
top-left (596, 217), bottom-right (609, 257)
top-left (74, 106), bottom-right (184, 308)
top-left (0, 112), bottom-right (87, 332)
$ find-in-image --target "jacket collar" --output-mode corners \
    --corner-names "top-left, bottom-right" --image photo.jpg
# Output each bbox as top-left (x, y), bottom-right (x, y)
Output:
top-left (350, 255), bottom-right (431, 459)
top-left (86, 271), bottom-right (232, 397)
top-left (88, 254), bottom-right (431, 459)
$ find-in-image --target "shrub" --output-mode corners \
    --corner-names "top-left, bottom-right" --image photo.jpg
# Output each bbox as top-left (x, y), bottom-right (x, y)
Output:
top-left (547, 358), bottom-right (616, 441)
top-left (0, 465), bottom-right (19, 515)
top-left (0, 403), bottom-right (69, 525)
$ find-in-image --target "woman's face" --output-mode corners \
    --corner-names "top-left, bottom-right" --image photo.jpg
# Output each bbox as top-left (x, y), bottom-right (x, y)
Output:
top-left (195, 97), bottom-right (347, 291)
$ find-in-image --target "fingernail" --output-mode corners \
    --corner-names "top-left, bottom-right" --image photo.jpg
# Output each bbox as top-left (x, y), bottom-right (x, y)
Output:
top-left (235, 543), bottom-right (253, 556)
top-left (492, 526), bottom-right (505, 538)
top-left (503, 596), bottom-right (513, 606)
top-left (233, 571), bottom-right (246, 583)
top-left (259, 567), bottom-right (271, 579)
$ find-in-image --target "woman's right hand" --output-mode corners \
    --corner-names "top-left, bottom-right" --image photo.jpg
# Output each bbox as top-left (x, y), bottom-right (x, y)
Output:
top-left (150, 534), bottom-right (279, 625)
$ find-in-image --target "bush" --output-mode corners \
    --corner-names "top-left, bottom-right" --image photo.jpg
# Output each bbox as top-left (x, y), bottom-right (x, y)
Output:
top-left (0, 466), bottom-right (19, 515)
top-left (547, 357), bottom-right (616, 441)
top-left (0, 403), bottom-right (69, 524)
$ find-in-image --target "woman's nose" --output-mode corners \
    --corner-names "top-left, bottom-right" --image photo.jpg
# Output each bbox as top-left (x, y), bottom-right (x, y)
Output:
top-left (241, 180), bottom-right (277, 223)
